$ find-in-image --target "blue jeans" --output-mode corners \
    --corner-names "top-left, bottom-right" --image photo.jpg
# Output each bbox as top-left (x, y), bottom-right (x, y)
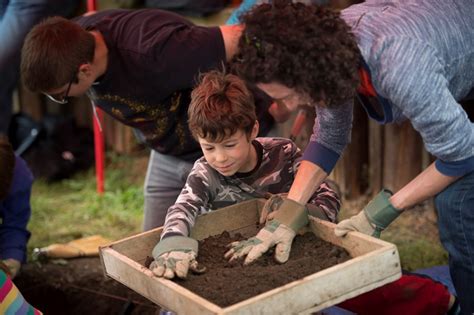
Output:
top-left (435, 171), bottom-right (474, 315)
top-left (0, 0), bottom-right (77, 134)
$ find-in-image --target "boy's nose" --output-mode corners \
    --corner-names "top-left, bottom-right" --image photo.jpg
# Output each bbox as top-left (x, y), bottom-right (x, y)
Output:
top-left (215, 151), bottom-right (227, 162)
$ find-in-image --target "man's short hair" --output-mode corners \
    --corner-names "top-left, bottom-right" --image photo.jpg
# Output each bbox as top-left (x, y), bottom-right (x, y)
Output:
top-left (188, 70), bottom-right (257, 142)
top-left (0, 137), bottom-right (15, 201)
top-left (21, 16), bottom-right (95, 92)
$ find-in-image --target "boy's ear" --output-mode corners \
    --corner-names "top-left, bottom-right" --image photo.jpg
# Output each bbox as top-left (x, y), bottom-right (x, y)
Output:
top-left (250, 120), bottom-right (259, 140)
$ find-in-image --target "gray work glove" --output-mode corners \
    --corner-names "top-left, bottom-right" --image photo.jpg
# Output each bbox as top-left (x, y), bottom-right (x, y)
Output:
top-left (225, 198), bottom-right (308, 265)
top-left (2, 258), bottom-right (21, 279)
top-left (259, 193), bottom-right (288, 224)
top-left (150, 236), bottom-right (199, 279)
top-left (335, 189), bottom-right (402, 238)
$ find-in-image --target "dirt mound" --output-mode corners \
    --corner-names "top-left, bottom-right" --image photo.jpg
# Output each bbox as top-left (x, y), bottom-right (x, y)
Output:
top-left (14, 257), bottom-right (159, 315)
top-left (177, 231), bottom-right (351, 307)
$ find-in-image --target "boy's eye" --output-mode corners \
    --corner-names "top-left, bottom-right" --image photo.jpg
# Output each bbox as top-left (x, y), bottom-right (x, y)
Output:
top-left (203, 147), bottom-right (214, 151)
top-left (225, 143), bottom-right (236, 148)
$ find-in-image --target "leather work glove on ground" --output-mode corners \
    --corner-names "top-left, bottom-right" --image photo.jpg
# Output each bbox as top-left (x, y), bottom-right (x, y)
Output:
top-left (225, 198), bottom-right (308, 265)
top-left (1, 258), bottom-right (21, 279)
top-left (150, 236), bottom-right (199, 279)
top-left (335, 189), bottom-right (402, 238)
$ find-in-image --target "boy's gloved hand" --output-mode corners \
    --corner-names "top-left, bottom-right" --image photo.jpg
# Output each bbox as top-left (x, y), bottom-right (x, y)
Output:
top-left (2, 258), bottom-right (21, 279)
top-left (225, 198), bottom-right (308, 265)
top-left (335, 189), bottom-right (402, 238)
top-left (150, 236), bottom-right (199, 279)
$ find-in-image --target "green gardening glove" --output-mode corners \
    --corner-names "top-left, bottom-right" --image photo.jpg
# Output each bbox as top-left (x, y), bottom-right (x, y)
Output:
top-left (335, 189), bottom-right (402, 238)
top-left (150, 236), bottom-right (200, 279)
top-left (259, 193), bottom-right (288, 224)
top-left (225, 198), bottom-right (308, 265)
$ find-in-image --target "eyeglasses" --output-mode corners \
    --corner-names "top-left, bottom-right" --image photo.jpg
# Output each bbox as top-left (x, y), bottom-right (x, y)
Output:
top-left (44, 75), bottom-right (75, 104)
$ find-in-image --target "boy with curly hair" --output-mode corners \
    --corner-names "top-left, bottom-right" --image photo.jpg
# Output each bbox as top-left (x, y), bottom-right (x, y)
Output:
top-left (149, 70), bottom-right (340, 279)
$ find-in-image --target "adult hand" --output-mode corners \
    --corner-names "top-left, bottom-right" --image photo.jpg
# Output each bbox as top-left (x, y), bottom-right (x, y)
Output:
top-left (226, 198), bottom-right (308, 264)
top-left (259, 193), bottom-right (287, 224)
top-left (2, 258), bottom-right (21, 279)
top-left (150, 236), bottom-right (200, 279)
top-left (335, 189), bottom-right (402, 238)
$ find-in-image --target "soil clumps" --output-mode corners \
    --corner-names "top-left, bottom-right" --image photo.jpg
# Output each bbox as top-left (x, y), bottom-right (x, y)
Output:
top-left (176, 231), bottom-right (350, 307)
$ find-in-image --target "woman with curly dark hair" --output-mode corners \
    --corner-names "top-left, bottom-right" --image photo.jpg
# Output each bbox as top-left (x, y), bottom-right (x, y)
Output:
top-left (228, 1), bottom-right (474, 312)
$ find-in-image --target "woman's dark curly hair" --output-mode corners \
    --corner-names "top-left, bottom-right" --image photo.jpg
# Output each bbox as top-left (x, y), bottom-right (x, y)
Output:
top-left (232, 0), bottom-right (360, 107)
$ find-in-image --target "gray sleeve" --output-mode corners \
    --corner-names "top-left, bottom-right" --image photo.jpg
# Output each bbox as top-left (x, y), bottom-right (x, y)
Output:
top-left (310, 100), bottom-right (353, 156)
top-left (372, 36), bottom-right (474, 164)
top-left (303, 100), bottom-right (353, 173)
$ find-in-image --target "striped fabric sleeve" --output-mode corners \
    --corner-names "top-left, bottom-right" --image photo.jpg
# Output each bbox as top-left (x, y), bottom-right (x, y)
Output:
top-left (372, 36), bottom-right (474, 176)
top-left (303, 99), bottom-right (353, 174)
top-left (0, 270), bottom-right (42, 315)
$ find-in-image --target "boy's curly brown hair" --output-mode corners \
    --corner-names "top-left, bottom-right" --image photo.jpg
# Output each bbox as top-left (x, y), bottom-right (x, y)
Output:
top-left (232, 0), bottom-right (360, 107)
top-left (189, 70), bottom-right (257, 142)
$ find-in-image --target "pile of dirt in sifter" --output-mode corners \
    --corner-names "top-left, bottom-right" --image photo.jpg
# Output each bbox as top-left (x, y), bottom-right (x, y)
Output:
top-left (173, 231), bottom-right (351, 307)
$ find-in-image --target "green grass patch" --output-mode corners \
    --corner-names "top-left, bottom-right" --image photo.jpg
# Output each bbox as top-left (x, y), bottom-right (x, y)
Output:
top-left (393, 239), bottom-right (449, 271)
top-left (28, 153), bottom-right (146, 257)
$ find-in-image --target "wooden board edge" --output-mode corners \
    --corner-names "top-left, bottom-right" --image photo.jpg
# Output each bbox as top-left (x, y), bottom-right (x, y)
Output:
top-left (100, 247), bottom-right (224, 315)
top-left (222, 246), bottom-right (401, 314)
top-left (107, 227), bottom-right (163, 247)
top-left (300, 272), bottom-right (402, 314)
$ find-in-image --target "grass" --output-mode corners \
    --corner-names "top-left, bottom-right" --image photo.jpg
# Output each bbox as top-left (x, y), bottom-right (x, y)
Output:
top-left (392, 239), bottom-right (448, 271)
top-left (27, 152), bottom-right (147, 256)
top-left (28, 151), bottom-right (448, 271)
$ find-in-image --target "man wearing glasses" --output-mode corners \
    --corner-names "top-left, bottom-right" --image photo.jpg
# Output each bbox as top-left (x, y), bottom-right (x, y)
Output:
top-left (0, 0), bottom-right (77, 136)
top-left (20, 9), bottom-right (276, 230)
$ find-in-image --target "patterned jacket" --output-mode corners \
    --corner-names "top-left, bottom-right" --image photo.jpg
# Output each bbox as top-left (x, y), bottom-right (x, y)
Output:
top-left (161, 137), bottom-right (340, 238)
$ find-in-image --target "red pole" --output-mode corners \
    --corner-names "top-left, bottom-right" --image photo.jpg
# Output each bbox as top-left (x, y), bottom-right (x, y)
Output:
top-left (87, 0), bottom-right (97, 11)
top-left (88, 0), bottom-right (105, 195)
top-left (93, 106), bottom-right (105, 195)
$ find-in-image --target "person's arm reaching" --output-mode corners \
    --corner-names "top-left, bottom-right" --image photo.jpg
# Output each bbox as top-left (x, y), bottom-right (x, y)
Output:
top-left (287, 160), bottom-right (328, 204)
top-left (391, 162), bottom-right (459, 210)
top-left (336, 37), bottom-right (473, 238)
top-left (149, 161), bottom-right (214, 279)
top-left (335, 163), bottom-right (460, 237)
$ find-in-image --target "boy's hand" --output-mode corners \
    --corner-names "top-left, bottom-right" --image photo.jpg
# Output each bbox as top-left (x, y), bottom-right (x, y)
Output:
top-left (1, 259), bottom-right (21, 279)
top-left (150, 236), bottom-right (200, 279)
top-left (335, 189), bottom-right (402, 238)
top-left (226, 198), bottom-right (308, 264)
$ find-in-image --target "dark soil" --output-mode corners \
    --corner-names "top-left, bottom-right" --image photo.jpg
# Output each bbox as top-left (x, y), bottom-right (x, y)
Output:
top-left (175, 231), bottom-right (351, 307)
top-left (14, 257), bottom-right (160, 315)
top-left (13, 232), bottom-right (350, 313)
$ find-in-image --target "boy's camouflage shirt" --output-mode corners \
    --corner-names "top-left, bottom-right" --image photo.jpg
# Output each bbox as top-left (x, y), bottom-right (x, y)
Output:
top-left (162, 137), bottom-right (340, 238)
